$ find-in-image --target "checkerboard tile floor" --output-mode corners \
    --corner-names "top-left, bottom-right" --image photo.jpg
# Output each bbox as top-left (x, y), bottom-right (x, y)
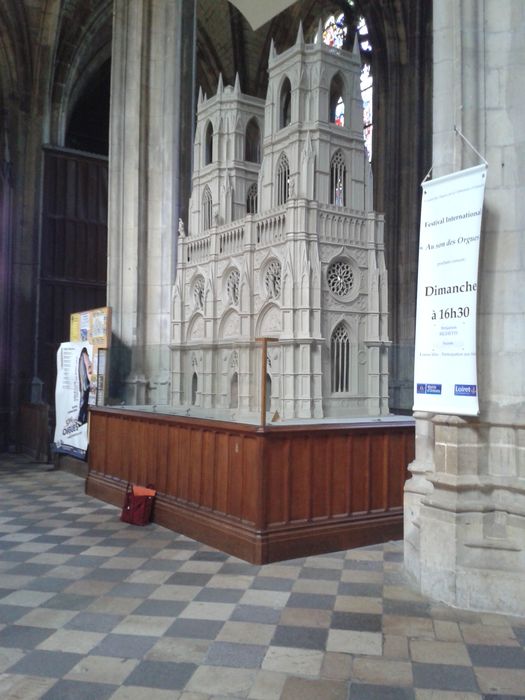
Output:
top-left (1, 453), bottom-right (524, 700)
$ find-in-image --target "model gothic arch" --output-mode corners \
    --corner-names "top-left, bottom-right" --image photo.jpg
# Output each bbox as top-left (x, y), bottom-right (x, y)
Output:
top-left (245, 117), bottom-right (261, 163)
top-left (204, 121), bottom-right (213, 165)
top-left (329, 72), bottom-right (345, 126)
top-left (246, 182), bottom-right (258, 214)
top-left (330, 149), bottom-right (347, 206)
top-left (276, 152), bottom-right (290, 205)
top-left (280, 76), bottom-right (292, 128)
top-left (202, 186), bottom-right (212, 230)
top-left (330, 322), bottom-right (351, 393)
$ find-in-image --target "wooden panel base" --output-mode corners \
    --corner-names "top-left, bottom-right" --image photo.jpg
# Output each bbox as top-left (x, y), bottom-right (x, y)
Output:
top-left (86, 469), bottom-right (403, 564)
top-left (86, 407), bottom-right (414, 564)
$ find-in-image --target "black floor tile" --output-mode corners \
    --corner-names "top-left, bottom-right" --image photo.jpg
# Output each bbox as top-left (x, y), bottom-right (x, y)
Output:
top-left (124, 660), bottom-right (197, 689)
top-left (271, 624), bottom-right (328, 650)
top-left (412, 663), bottom-right (479, 692)
top-left (467, 643), bottom-right (525, 668)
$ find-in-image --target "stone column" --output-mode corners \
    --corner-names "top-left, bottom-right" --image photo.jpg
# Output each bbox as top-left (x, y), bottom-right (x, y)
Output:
top-left (405, 0), bottom-right (525, 615)
top-left (108, 0), bottom-right (195, 406)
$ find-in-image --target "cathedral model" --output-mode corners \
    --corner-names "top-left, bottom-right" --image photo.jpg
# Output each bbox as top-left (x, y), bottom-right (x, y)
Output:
top-left (171, 25), bottom-right (389, 420)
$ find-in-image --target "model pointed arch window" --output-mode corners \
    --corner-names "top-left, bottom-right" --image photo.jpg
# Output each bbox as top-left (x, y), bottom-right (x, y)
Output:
top-left (202, 186), bottom-right (213, 230)
top-left (329, 73), bottom-right (345, 127)
top-left (331, 324), bottom-right (350, 393)
top-left (265, 374), bottom-right (272, 411)
top-left (245, 118), bottom-right (261, 163)
top-left (191, 372), bottom-right (198, 405)
top-left (330, 150), bottom-right (346, 206)
top-left (205, 121), bottom-right (213, 164)
top-left (280, 77), bottom-right (292, 129)
top-left (246, 182), bottom-right (258, 214)
top-left (276, 153), bottom-right (290, 206)
top-left (230, 372), bottom-right (239, 409)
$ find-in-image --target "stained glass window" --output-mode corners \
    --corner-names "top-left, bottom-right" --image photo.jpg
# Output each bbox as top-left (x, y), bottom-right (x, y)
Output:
top-left (334, 96), bottom-right (344, 127)
top-left (358, 17), bottom-right (373, 160)
top-left (321, 13), bottom-right (373, 160)
top-left (322, 13), bottom-right (347, 49)
top-left (330, 74), bottom-right (345, 127)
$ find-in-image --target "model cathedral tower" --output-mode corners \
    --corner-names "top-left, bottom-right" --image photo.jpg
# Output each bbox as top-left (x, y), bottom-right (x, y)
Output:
top-left (172, 25), bottom-right (389, 419)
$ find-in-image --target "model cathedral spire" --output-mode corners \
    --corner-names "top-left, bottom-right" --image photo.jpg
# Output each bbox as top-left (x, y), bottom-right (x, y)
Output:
top-left (172, 25), bottom-right (389, 419)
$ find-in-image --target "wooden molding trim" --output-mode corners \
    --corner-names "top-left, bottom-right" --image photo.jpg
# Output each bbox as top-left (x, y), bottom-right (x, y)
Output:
top-left (86, 470), bottom-right (403, 564)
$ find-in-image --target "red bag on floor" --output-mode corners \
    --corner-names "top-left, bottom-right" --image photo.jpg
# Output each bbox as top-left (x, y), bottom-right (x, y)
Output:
top-left (120, 483), bottom-right (156, 525)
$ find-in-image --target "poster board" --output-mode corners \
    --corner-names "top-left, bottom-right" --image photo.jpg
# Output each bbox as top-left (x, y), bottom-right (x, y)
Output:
top-left (69, 306), bottom-right (111, 406)
top-left (413, 164), bottom-right (487, 416)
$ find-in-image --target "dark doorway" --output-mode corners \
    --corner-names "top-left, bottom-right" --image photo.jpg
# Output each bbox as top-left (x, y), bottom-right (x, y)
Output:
top-left (66, 60), bottom-right (111, 156)
top-left (38, 149), bottom-right (108, 404)
top-left (39, 60), bottom-right (110, 405)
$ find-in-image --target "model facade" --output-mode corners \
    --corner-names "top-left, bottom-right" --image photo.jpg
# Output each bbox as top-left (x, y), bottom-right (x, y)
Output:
top-left (172, 26), bottom-right (389, 420)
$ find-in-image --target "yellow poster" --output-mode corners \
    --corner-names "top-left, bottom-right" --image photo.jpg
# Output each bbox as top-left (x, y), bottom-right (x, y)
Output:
top-left (69, 307), bottom-right (112, 405)
top-left (69, 307), bottom-right (111, 347)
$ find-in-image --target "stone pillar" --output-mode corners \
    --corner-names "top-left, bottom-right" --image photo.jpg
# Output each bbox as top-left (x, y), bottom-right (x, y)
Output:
top-left (405, 0), bottom-right (525, 615)
top-left (108, 0), bottom-right (195, 405)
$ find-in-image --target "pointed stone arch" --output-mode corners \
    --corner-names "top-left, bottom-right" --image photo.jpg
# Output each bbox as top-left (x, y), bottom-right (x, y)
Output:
top-left (245, 117), bottom-right (261, 163)
top-left (256, 302), bottom-right (282, 338)
top-left (219, 308), bottom-right (241, 340)
top-left (276, 152), bottom-right (290, 205)
top-left (187, 312), bottom-right (205, 341)
top-left (279, 76), bottom-right (292, 128)
top-left (329, 71), bottom-right (346, 127)
top-left (204, 120), bottom-right (213, 165)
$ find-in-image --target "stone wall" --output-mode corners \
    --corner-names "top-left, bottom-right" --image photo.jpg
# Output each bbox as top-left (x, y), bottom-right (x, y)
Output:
top-left (404, 0), bottom-right (525, 616)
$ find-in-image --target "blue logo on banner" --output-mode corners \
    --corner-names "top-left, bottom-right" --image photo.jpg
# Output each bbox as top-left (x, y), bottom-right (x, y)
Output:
top-left (454, 384), bottom-right (477, 396)
top-left (416, 383), bottom-right (442, 395)
top-left (426, 384), bottom-right (442, 395)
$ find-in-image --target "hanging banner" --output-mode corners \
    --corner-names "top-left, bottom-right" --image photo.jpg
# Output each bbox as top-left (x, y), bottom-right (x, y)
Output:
top-left (54, 342), bottom-right (96, 459)
top-left (413, 164), bottom-right (487, 415)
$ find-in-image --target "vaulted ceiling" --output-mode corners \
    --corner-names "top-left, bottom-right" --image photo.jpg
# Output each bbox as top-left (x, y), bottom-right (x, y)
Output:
top-left (196, 0), bottom-right (363, 99)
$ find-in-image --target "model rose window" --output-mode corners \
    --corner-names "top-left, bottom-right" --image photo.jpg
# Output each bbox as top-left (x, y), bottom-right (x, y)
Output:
top-left (327, 259), bottom-right (354, 298)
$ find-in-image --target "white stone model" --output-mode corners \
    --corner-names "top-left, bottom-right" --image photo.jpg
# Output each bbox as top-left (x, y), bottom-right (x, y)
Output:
top-left (171, 24), bottom-right (389, 420)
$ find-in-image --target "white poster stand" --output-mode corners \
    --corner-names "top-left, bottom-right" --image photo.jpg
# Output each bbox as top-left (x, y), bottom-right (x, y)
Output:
top-left (54, 342), bottom-right (96, 459)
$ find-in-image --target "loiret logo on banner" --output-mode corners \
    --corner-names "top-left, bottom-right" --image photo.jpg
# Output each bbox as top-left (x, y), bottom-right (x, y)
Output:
top-left (413, 164), bottom-right (487, 416)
